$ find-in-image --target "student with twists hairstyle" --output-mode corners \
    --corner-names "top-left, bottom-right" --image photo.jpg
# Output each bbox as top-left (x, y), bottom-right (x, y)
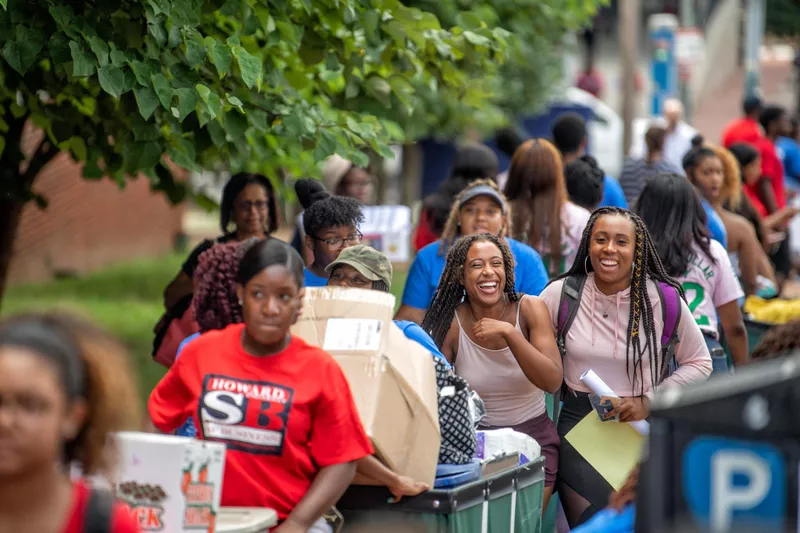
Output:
top-left (149, 239), bottom-right (373, 533)
top-left (635, 174), bottom-right (748, 369)
top-left (539, 207), bottom-right (712, 527)
top-left (0, 312), bottom-right (141, 533)
top-left (504, 138), bottom-right (592, 277)
top-left (422, 233), bottom-right (562, 510)
top-left (295, 178), bottom-right (365, 288)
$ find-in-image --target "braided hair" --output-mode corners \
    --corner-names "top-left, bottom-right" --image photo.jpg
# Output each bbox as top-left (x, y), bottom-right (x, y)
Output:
top-left (438, 178), bottom-right (513, 255)
top-left (553, 207), bottom-right (684, 395)
top-left (422, 233), bottom-right (520, 347)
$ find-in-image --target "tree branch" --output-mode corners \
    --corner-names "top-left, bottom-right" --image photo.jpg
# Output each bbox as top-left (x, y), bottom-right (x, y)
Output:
top-left (21, 139), bottom-right (59, 187)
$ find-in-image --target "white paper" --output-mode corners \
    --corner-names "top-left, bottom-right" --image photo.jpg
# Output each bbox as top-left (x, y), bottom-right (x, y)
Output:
top-left (322, 318), bottom-right (382, 351)
top-left (580, 369), bottom-right (650, 436)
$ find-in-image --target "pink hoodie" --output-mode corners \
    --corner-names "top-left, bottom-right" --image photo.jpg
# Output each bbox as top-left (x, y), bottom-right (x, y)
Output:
top-left (540, 274), bottom-right (712, 399)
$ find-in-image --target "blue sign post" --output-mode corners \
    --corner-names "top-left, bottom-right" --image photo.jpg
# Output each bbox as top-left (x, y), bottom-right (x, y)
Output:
top-left (648, 14), bottom-right (679, 117)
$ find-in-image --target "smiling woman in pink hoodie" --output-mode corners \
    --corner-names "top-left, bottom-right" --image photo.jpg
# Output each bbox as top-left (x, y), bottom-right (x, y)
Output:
top-left (539, 207), bottom-right (712, 528)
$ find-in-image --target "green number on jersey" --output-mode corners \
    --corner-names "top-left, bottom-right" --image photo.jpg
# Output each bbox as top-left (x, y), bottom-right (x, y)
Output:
top-left (681, 281), bottom-right (710, 326)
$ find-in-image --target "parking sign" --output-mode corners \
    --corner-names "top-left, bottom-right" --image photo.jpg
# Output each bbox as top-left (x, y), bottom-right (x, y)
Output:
top-left (682, 437), bottom-right (786, 532)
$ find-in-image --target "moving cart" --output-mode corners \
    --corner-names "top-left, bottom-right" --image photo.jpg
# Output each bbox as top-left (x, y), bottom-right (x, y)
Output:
top-left (337, 457), bottom-right (545, 533)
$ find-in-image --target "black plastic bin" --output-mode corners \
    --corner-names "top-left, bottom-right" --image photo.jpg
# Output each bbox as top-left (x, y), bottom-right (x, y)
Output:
top-left (338, 457), bottom-right (545, 533)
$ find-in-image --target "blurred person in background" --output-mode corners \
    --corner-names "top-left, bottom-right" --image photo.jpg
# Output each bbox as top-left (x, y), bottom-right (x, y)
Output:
top-left (504, 138), bottom-right (592, 277)
top-left (150, 239), bottom-right (373, 533)
top-left (551, 113), bottom-right (628, 209)
top-left (776, 115), bottom-right (800, 195)
top-left (630, 99), bottom-right (697, 172)
top-left (564, 155), bottom-right (606, 212)
top-left (0, 312), bottom-right (141, 533)
top-left (722, 96), bottom-right (764, 148)
top-left (619, 125), bottom-right (682, 205)
top-left (636, 174), bottom-right (748, 370)
top-left (494, 126), bottom-right (528, 191)
top-left (294, 179), bottom-right (365, 288)
top-left (415, 142), bottom-right (500, 251)
top-left (396, 179), bottom-right (548, 325)
top-left (681, 138), bottom-right (729, 249)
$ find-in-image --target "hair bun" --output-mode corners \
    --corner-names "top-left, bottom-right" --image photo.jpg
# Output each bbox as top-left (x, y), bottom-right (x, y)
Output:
top-left (294, 178), bottom-right (329, 209)
top-left (691, 135), bottom-right (705, 148)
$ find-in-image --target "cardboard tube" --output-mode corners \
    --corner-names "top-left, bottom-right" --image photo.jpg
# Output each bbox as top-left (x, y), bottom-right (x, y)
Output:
top-left (580, 370), bottom-right (650, 436)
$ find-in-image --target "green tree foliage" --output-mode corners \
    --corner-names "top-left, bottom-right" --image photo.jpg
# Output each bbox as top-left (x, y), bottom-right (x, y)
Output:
top-left (0, 0), bottom-right (511, 302)
top-left (766, 0), bottom-right (800, 38)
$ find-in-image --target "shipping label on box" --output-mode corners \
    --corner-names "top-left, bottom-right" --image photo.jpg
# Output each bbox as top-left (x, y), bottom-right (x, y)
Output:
top-left (113, 432), bottom-right (225, 533)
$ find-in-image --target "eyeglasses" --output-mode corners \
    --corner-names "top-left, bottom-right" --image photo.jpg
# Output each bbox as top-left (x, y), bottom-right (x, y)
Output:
top-left (235, 200), bottom-right (269, 212)
top-left (314, 232), bottom-right (363, 249)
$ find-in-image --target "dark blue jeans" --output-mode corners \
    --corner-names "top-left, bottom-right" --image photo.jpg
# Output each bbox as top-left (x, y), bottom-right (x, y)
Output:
top-left (704, 333), bottom-right (731, 376)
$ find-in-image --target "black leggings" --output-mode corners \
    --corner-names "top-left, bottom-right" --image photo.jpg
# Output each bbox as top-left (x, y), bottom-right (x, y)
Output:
top-left (556, 393), bottom-right (614, 528)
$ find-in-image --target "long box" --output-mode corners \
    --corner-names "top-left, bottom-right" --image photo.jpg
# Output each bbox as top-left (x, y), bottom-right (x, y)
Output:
top-left (291, 287), bottom-right (440, 486)
top-left (112, 432), bottom-right (226, 532)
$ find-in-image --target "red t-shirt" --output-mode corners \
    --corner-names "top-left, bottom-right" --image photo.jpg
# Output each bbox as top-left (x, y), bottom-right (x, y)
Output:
top-left (414, 209), bottom-right (439, 252)
top-left (721, 118), bottom-right (763, 148)
top-left (148, 324), bottom-right (373, 521)
top-left (62, 481), bottom-right (140, 533)
top-left (755, 138), bottom-right (786, 209)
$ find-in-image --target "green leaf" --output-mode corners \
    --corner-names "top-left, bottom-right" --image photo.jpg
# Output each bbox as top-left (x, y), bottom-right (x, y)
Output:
top-left (124, 140), bottom-right (163, 172)
top-left (365, 76), bottom-right (391, 106)
top-left (98, 65), bottom-right (125, 99)
top-left (49, 33), bottom-right (72, 64)
top-left (351, 150), bottom-right (370, 168)
top-left (69, 41), bottom-right (96, 77)
top-left (314, 129), bottom-right (338, 161)
top-left (0, 136), bottom-right (5, 159)
top-left (152, 73), bottom-right (174, 108)
top-left (376, 142), bottom-right (396, 160)
top-left (234, 46), bottom-right (262, 90)
top-left (205, 38), bottom-right (232, 77)
top-left (49, 4), bottom-right (74, 26)
top-left (166, 138), bottom-right (198, 170)
top-left (226, 95), bottom-right (244, 111)
top-left (247, 108), bottom-right (268, 132)
top-left (131, 115), bottom-right (160, 141)
top-left (185, 38), bottom-right (206, 68)
top-left (224, 110), bottom-right (248, 139)
top-left (207, 120), bottom-right (226, 147)
top-left (88, 36), bottom-right (110, 67)
top-left (134, 86), bottom-right (159, 119)
top-left (285, 70), bottom-right (309, 90)
top-left (174, 87), bottom-right (198, 122)
top-left (3, 27), bottom-right (44, 75)
top-left (69, 136), bottom-right (88, 161)
top-left (276, 21), bottom-right (298, 46)
top-left (130, 60), bottom-right (155, 86)
top-left (195, 84), bottom-right (211, 102)
top-left (148, 21), bottom-right (167, 47)
top-left (109, 45), bottom-right (133, 67)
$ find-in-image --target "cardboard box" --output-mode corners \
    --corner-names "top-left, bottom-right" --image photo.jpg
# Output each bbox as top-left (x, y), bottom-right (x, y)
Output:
top-left (112, 432), bottom-right (226, 532)
top-left (291, 287), bottom-right (440, 486)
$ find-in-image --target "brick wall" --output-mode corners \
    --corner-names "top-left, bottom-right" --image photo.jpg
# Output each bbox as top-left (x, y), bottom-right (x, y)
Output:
top-left (7, 127), bottom-right (184, 285)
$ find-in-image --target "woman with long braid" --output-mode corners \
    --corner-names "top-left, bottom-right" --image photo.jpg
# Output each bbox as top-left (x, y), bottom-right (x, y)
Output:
top-left (422, 233), bottom-right (562, 510)
top-left (538, 207), bottom-right (712, 527)
top-left (396, 179), bottom-right (548, 325)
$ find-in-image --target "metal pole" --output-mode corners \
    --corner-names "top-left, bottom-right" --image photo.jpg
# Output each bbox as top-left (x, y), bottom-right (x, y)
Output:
top-left (680, 0), bottom-right (695, 124)
top-left (744, 0), bottom-right (765, 99)
top-left (620, 0), bottom-right (640, 156)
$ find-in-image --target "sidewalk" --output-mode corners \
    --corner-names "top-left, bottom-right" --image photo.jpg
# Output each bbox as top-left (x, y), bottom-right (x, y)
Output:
top-left (692, 58), bottom-right (795, 143)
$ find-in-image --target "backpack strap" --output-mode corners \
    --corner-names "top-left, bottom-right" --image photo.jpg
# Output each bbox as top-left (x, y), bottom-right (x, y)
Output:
top-left (656, 282), bottom-right (682, 383)
top-left (84, 488), bottom-right (114, 533)
top-left (552, 275), bottom-right (587, 424)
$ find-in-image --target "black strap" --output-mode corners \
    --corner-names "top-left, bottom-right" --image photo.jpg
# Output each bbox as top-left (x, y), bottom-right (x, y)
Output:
top-left (552, 275), bottom-right (587, 424)
top-left (85, 488), bottom-right (113, 533)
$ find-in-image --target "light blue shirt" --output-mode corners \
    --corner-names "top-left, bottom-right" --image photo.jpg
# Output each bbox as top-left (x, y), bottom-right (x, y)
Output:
top-left (702, 199), bottom-right (728, 249)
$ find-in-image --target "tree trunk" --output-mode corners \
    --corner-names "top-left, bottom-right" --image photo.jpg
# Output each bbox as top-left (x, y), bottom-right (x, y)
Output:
top-left (0, 199), bottom-right (24, 310)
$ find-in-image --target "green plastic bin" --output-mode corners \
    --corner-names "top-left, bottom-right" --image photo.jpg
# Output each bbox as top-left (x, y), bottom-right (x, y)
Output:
top-left (338, 457), bottom-right (545, 533)
top-left (745, 317), bottom-right (774, 354)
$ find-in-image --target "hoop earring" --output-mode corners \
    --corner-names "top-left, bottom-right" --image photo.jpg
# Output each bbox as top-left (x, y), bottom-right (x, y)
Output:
top-left (584, 257), bottom-right (591, 275)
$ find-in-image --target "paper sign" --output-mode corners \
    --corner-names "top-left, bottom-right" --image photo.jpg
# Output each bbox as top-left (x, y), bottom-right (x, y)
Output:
top-left (323, 318), bottom-right (382, 351)
top-left (565, 412), bottom-right (644, 491)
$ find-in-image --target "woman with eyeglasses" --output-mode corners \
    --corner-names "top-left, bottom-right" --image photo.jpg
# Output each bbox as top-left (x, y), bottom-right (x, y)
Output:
top-left (155, 173), bottom-right (279, 365)
top-left (295, 179), bottom-right (365, 287)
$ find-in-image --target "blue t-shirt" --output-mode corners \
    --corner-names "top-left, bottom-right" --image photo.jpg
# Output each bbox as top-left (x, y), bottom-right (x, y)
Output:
top-left (599, 175), bottom-right (629, 209)
top-left (776, 136), bottom-right (800, 190)
top-left (571, 505), bottom-right (635, 533)
top-left (401, 238), bottom-right (549, 311)
top-left (702, 199), bottom-right (728, 249)
top-left (174, 332), bottom-right (203, 437)
top-left (303, 267), bottom-right (328, 288)
top-left (393, 319), bottom-right (450, 368)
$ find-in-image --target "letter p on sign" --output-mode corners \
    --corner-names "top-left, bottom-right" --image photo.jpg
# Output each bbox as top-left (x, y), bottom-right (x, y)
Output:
top-left (683, 437), bottom-right (785, 531)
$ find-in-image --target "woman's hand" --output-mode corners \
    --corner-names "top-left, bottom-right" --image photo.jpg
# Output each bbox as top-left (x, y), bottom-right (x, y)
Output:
top-left (272, 518), bottom-right (307, 533)
top-left (607, 396), bottom-right (650, 422)
top-left (388, 476), bottom-right (430, 503)
top-left (472, 318), bottom-right (513, 342)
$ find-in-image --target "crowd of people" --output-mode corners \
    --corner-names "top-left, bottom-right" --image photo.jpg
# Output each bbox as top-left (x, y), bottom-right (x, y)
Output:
top-left (4, 92), bottom-right (800, 533)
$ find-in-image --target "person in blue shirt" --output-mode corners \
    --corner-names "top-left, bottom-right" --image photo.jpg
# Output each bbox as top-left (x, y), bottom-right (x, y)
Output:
top-left (551, 113), bottom-right (628, 210)
top-left (395, 179), bottom-right (549, 325)
top-left (776, 116), bottom-right (800, 193)
top-left (682, 138), bottom-right (729, 249)
top-left (294, 178), bottom-right (365, 287)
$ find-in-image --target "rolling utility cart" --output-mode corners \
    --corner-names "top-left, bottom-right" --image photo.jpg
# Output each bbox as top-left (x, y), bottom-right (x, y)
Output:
top-left (337, 457), bottom-right (545, 533)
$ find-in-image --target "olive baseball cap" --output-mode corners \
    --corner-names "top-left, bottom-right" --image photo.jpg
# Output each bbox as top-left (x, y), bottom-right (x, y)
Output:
top-left (325, 245), bottom-right (393, 287)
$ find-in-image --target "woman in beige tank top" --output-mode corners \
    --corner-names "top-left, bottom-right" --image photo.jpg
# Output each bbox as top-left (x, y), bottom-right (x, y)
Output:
top-left (421, 233), bottom-right (563, 510)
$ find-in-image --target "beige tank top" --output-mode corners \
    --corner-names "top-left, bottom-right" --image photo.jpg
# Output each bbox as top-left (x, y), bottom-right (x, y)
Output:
top-left (454, 296), bottom-right (546, 426)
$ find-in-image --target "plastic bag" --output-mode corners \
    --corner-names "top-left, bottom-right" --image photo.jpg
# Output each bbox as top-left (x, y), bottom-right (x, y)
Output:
top-left (468, 390), bottom-right (486, 428)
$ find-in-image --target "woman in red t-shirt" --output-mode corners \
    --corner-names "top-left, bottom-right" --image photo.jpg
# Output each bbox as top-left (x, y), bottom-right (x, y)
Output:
top-left (0, 313), bottom-right (142, 533)
top-left (149, 238), bottom-right (373, 532)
